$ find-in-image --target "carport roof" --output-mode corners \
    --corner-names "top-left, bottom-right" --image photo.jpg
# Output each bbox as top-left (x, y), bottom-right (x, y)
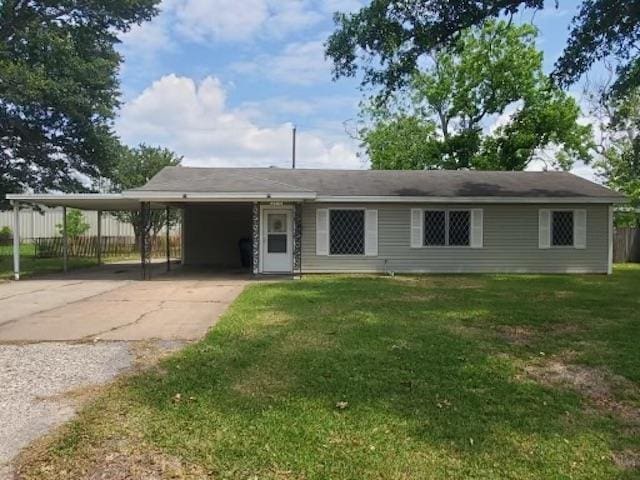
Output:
top-left (5, 193), bottom-right (145, 211)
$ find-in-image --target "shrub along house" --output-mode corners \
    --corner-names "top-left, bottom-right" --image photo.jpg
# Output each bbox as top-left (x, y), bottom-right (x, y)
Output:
top-left (7, 167), bottom-right (625, 278)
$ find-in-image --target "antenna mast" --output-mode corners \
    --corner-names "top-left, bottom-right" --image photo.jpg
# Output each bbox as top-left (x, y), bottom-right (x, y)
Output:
top-left (292, 125), bottom-right (296, 169)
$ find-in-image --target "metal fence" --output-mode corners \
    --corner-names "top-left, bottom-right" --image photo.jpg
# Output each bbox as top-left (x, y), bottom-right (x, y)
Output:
top-left (0, 207), bottom-right (135, 238)
top-left (613, 227), bottom-right (640, 263)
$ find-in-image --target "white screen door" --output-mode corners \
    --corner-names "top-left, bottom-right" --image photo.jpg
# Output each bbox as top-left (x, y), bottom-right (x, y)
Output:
top-left (261, 209), bottom-right (293, 273)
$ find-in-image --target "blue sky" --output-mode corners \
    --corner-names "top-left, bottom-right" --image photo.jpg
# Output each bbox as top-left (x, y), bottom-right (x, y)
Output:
top-left (114, 0), bottom-right (597, 177)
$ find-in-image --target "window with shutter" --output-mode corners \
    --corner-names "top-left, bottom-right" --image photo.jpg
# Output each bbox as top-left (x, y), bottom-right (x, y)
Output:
top-left (417, 209), bottom-right (475, 247)
top-left (552, 211), bottom-right (574, 246)
top-left (329, 209), bottom-right (365, 255)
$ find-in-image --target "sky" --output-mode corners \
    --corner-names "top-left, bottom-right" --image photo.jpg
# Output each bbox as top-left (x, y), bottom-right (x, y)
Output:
top-left (114, 0), bottom-right (599, 179)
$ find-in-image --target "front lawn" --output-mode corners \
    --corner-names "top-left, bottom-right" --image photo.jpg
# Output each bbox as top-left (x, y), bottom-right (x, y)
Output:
top-left (17, 266), bottom-right (640, 479)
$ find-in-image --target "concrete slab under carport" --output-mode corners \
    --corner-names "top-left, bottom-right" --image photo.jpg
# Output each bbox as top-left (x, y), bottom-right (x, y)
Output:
top-left (0, 263), bottom-right (249, 342)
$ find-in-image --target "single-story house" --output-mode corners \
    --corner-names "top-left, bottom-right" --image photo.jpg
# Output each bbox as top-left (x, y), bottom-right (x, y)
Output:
top-left (7, 167), bottom-right (625, 277)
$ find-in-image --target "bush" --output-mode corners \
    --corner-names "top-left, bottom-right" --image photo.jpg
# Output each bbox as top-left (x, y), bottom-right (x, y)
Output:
top-left (0, 226), bottom-right (12, 245)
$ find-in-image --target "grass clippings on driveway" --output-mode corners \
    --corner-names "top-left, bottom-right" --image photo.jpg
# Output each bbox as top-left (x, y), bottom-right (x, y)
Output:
top-left (15, 266), bottom-right (640, 479)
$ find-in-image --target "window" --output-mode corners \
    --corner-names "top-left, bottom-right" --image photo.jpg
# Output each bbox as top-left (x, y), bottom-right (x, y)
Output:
top-left (552, 211), bottom-right (574, 246)
top-left (449, 211), bottom-right (470, 246)
top-left (423, 210), bottom-right (470, 247)
top-left (424, 211), bottom-right (446, 245)
top-left (329, 209), bottom-right (364, 255)
top-left (267, 213), bottom-right (287, 253)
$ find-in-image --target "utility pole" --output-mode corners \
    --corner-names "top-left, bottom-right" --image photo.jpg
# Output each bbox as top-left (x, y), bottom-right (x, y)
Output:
top-left (292, 125), bottom-right (296, 169)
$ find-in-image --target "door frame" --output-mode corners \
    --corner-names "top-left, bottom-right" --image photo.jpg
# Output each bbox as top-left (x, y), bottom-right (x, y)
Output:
top-left (259, 204), bottom-right (294, 274)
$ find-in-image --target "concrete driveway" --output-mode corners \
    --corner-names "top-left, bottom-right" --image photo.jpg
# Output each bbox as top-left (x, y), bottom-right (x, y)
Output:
top-left (0, 263), bottom-right (250, 477)
top-left (0, 263), bottom-right (248, 342)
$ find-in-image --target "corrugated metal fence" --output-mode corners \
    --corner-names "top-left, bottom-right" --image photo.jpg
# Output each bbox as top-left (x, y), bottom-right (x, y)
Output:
top-left (0, 207), bottom-right (135, 239)
top-left (613, 227), bottom-right (640, 263)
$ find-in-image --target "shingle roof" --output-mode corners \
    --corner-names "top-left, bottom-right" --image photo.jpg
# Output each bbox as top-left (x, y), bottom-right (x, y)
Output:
top-left (134, 167), bottom-right (623, 199)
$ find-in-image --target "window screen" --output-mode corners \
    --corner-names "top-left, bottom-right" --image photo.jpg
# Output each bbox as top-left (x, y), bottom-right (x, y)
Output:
top-left (449, 210), bottom-right (470, 246)
top-left (424, 210), bottom-right (446, 245)
top-left (329, 209), bottom-right (364, 255)
top-left (423, 210), bottom-right (470, 246)
top-left (552, 211), bottom-right (574, 246)
top-left (267, 213), bottom-right (287, 253)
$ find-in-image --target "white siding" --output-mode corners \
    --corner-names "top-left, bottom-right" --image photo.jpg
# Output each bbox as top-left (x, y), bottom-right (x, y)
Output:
top-left (301, 203), bottom-right (610, 274)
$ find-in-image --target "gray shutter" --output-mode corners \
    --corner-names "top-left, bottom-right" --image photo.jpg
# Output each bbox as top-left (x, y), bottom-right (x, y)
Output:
top-left (470, 209), bottom-right (483, 248)
top-left (316, 208), bottom-right (329, 255)
top-left (364, 209), bottom-right (378, 256)
top-left (538, 209), bottom-right (551, 249)
top-left (410, 208), bottom-right (423, 248)
top-left (574, 209), bottom-right (587, 249)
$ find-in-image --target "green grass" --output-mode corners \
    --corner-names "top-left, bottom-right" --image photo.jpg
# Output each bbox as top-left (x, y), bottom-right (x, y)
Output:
top-left (19, 267), bottom-right (640, 479)
top-left (0, 244), bottom-right (98, 280)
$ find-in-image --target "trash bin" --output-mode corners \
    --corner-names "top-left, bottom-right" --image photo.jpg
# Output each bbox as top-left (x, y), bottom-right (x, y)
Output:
top-left (238, 238), bottom-right (252, 268)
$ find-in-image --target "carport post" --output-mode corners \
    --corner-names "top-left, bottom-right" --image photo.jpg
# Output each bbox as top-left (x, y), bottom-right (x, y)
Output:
top-left (12, 201), bottom-right (20, 280)
top-left (62, 206), bottom-right (68, 273)
top-left (96, 210), bottom-right (102, 265)
top-left (165, 206), bottom-right (170, 272)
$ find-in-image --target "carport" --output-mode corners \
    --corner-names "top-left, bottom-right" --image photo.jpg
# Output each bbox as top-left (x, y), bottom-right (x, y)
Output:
top-left (5, 193), bottom-right (175, 281)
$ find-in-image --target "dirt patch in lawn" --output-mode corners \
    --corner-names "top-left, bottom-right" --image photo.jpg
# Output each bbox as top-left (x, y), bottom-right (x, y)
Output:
top-left (524, 359), bottom-right (640, 425)
top-left (494, 323), bottom-right (585, 347)
top-left (612, 450), bottom-right (640, 470)
top-left (15, 435), bottom-right (209, 480)
top-left (495, 326), bottom-right (537, 346)
top-left (524, 357), bottom-right (640, 471)
top-left (82, 448), bottom-right (208, 480)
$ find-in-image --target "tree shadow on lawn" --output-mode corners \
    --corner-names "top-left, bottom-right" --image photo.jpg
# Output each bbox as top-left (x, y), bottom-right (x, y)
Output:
top-left (118, 274), bottom-right (639, 478)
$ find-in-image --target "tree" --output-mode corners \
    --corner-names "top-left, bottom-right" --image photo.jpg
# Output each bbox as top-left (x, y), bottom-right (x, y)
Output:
top-left (0, 0), bottom-right (160, 207)
top-left (57, 209), bottom-right (90, 238)
top-left (109, 145), bottom-right (183, 244)
top-left (592, 88), bottom-right (640, 226)
top-left (326, 0), bottom-right (640, 100)
top-left (361, 21), bottom-right (592, 171)
top-left (363, 116), bottom-right (440, 169)
top-left (56, 209), bottom-right (90, 255)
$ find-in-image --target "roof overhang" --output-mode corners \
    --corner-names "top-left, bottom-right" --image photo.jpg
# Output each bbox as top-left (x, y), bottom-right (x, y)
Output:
top-left (5, 191), bottom-right (318, 209)
top-left (6, 192), bottom-right (625, 209)
top-left (123, 191), bottom-right (318, 202)
top-left (314, 195), bottom-right (627, 204)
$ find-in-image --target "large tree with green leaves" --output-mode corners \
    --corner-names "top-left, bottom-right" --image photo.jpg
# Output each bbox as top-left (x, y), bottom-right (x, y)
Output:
top-left (0, 0), bottom-right (160, 207)
top-left (592, 89), bottom-right (640, 226)
top-left (326, 0), bottom-right (640, 100)
top-left (109, 145), bottom-right (182, 242)
top-left (361, 21), bottom-right (592, 171)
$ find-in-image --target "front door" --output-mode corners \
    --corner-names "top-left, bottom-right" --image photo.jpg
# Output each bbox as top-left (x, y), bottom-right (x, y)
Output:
top-left (261, 208), bottom-right (293, 273)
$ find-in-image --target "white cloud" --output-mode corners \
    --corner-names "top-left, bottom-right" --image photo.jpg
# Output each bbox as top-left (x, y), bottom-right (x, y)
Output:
top-left (264, 1), bottom-right (324, 38)
top-left (231, 40), bottom-right (331, 85)
top-left (116, 74), bottom-right (361, 169)
top-left (121, 0), bottom-right (326, 46)
top-left (173, 0), bottom-right (269, 42)
top-left (321, 0), bottom-right (364, 14)
top-left (118, 1), bottom-right (176, 66)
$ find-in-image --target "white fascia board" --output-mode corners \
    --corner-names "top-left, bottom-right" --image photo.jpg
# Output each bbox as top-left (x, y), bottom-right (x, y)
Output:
top-left (6, 193), bottom-right (125, 201)
top-left (314, 195), bottom-right (626, 204)
top-left (123, 191), bottom-right (317, 202)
